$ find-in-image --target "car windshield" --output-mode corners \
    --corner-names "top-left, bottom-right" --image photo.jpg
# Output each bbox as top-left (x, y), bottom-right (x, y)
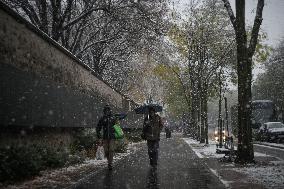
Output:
top-left (267, 123), bottom-right (284, 129)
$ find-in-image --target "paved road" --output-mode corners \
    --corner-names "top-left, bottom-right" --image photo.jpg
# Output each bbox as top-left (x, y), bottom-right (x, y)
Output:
top-left (70, 137), bottom-right (225, 189)
top-left (254, 144), bottom-right (284, 160)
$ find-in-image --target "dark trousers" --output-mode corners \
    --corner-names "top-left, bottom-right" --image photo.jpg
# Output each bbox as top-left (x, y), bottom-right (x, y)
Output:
top-left (147, 140), bottom-right (159, 166)
top-left (165, 128), bottom-right (171, 138)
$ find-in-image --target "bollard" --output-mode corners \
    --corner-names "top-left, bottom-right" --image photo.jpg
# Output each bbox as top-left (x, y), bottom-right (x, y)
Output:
top-left (229, 136), bottom-right (234, 161)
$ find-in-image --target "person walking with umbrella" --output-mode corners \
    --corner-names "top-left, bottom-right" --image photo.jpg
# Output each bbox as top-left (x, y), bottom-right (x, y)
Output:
top-left (141, 106), bottom-right (163, 168)
top-left (96, 105), bottom-right (116, 170)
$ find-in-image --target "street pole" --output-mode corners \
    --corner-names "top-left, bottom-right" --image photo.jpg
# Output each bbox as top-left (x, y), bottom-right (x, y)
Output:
top-left (225, 97), bottom-right (229, 137)
top-left (218, 71), bottom-right (223, 148)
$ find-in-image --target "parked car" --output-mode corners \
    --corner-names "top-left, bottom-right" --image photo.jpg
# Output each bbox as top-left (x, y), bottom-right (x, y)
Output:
top-left (258, 122), bottom-right (284, 142)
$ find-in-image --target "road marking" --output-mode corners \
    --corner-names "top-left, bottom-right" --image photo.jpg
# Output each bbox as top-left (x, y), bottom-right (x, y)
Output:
top-left (208, 168), bottom-right (231, 189)
top-left (254, 144), bottom-right (284, 152)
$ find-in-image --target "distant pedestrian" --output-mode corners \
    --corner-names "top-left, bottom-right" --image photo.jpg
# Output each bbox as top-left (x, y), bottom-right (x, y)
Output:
top-left (142, 107), bottom-right (163, 168)
top-left (164, 118), bottom-right (171, 139)
top-left (96, 105), bottom-right (116, 170)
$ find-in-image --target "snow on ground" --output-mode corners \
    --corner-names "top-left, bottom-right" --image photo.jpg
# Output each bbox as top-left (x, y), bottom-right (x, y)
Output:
top-left (183, 138), bottom-right (272, 158)
top-left (258, 142), bottom-right (284, 149)
top-left (182, 137), bottom-right (199, 145)
top-left (233, 165), bottom-right (284, 188)
top-left (254, 144), bottom-right (284, 152)
top-left (1, 141), bottom-right (145, 189)
top-left (208, 168), bottom-right (232, 188)
top-left (183, 138), bottom-right (224, 158)
top-left (183, 137), bottom-right (284, 189)
top-left (254, 152), bottom-right (272, 157)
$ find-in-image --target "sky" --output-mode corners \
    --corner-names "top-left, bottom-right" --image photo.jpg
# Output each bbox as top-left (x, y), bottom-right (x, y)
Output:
top-left (232, 0), bottom-right (284, 79)
top-left (229, 0), bottom-right (284, 47)
top-left (173, 0), bottom-right (284, 83)
top-left (174, 0), bottom-right (284, 47)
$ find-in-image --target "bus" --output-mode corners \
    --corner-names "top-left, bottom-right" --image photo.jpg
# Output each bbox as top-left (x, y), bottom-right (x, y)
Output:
top-left (230, 100), bottom-right (278, 137)
top-left (251, 100), bottom-right (278, 129)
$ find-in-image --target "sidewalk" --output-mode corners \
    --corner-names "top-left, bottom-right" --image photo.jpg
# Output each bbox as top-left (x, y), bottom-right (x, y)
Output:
top-left (6, 136), bottom-right (281, 189)
top-left (183, 138), bottom-right (284, 189)
top-left (0, 142), bottom-right (145, 189)
top-left (69, 136), bottom-right (225, 189)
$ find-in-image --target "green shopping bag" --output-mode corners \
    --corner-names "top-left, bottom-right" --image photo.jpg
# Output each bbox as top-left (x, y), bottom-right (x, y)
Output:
top-left (113, 124), bottom-right (124, 139)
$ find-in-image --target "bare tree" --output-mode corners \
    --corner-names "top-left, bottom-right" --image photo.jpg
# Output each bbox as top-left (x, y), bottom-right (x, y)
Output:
top-left (182, 0), bottom-right (235, 142)
top-left (222, 0), bottom-right (264, 163)
top-left (4, 0), bottom-right (169, 92)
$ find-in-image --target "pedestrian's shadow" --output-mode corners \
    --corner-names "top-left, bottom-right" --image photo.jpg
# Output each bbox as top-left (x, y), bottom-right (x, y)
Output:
top-left (146, 167), bottom-right (159, 189)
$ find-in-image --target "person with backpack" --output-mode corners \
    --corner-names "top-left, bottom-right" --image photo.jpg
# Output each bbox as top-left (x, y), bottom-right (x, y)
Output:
top-left (96, 105), bottom-right (116, 170)
top-left (142, 106), bottom-right (163, 168)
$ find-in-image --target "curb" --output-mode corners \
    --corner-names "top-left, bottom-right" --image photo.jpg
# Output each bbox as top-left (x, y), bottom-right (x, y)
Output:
top-left (253, 142), bottom-right (284, 150)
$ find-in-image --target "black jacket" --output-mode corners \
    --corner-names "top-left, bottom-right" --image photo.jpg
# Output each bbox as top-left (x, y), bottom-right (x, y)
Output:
top-left (143, 114), bottom-right (163, 141)
top-left (96, 115), bottom-right (116, 140)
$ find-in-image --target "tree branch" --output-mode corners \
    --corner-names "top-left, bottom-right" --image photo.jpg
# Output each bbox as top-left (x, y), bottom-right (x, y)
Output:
top-left (248, 0), bottom-right (264, 57)
top-left (164, 64), bottom-right (191, 110)
top-left (20, 0), bottom-right (40, 26)
top-left (63, 7), bottom-right (109, 29)
top-left (222, 0), bottom-right (236, 30)
top-left (205, 40), bottom-right (235, 81)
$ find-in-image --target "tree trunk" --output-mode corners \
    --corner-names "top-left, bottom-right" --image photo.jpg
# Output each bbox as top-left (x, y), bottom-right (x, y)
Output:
top-left (200, 96), bottom-right (205, 143)
top-left (224, 97), bottom-right (229, 137)
top-left (282, 107), bottom-right (284, 123)
top-left (235, 0), bottom-right (254, 163)
top-left (190, 81), bottom-right (199, 139)
top-left (218, 72), bottom-right (223, 148)
top-left (204, 86), bottom-right (209, 144)
top-left (200, 84), bottom-right (208, 144)
top-left (223, 0), bottom-right (264, 163)
top-left (196, 74), bottom-right (202, 141)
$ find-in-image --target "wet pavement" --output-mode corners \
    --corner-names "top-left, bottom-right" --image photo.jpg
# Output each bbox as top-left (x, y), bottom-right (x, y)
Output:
top-left (254, 144), bottom-right (284, 160)
top-left (69, 136), bottom-right (225, 189)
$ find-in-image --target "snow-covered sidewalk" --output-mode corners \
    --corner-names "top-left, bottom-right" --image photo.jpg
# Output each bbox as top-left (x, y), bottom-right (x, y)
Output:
top-left (0, 141), bottom-right (145, 189)
top-left (255, 141), bottom-right (284, 149)
top-left (183, 137), bottom-right (284, 189)
top-left (183, 138), bottom-right (225, 158)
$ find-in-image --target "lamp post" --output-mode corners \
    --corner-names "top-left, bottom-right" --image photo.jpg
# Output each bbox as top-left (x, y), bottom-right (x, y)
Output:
top-left (218, 71), bottom-right (223, 148)
top-left (224, 97), bottom-right (229, 137)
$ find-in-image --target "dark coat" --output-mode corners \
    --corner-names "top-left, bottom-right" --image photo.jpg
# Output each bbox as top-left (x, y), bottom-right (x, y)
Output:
top-left (96, 115), bottom-right (116, 140)
top-left (143, 114), bottom-right (163, 141)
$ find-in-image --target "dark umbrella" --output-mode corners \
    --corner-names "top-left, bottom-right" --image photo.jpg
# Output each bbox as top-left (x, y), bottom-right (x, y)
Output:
top-left (114, 113), bottom-right (127, 120)
top-left (134, 104), bottom-right (163, 114)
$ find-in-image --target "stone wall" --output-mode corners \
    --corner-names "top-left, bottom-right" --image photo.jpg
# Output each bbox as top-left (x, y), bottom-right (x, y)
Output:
top-left (0, 2), bottom-right (143, 129)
